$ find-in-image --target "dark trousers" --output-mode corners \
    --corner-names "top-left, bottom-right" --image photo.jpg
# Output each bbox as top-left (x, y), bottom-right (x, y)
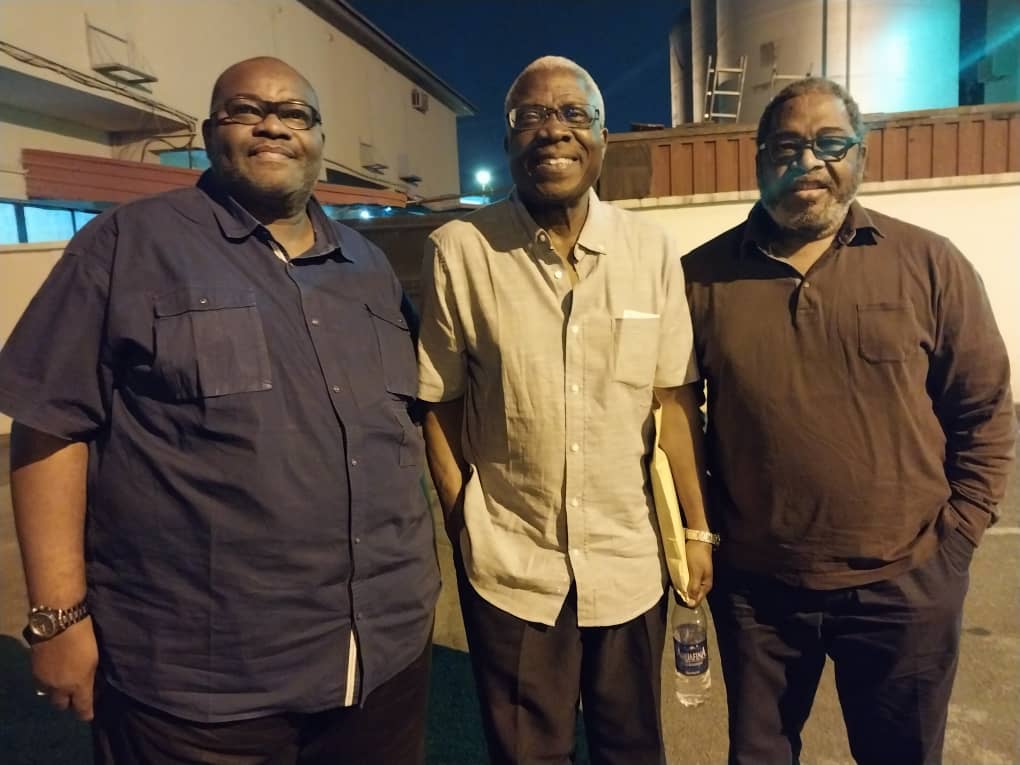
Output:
top-left (456, 561), bottom-right (668, 765)
top-left (92, 641), bottom-right (432, 765)
top-left (709, 529), bottom-right (974, 765)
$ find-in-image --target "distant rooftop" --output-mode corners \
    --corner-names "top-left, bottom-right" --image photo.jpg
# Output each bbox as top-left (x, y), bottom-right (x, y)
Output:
top-left (299, 0), bottom-right (476, 116)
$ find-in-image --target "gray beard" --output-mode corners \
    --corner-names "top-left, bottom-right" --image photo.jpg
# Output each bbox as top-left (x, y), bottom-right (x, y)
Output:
top-left (765, 196), bottom-right (853, 238)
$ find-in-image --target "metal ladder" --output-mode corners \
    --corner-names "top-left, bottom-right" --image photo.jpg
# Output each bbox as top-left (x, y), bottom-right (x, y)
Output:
top-left (703, 54), bottom-right (747, 122)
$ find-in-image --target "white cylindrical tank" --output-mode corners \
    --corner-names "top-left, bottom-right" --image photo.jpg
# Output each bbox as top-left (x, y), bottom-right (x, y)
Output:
top-left (711, 0), bottom-right (960, 122)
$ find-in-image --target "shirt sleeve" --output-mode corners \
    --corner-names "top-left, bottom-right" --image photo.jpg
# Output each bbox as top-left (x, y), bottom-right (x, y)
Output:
top-left (417, 234), bottom-right (467, 403)
top-left (928, 239), bottom-right (1015, 544)
top-left (0, 236), bottom-right (113, 441)
top-left (654, 239), bottom-right (700, 388)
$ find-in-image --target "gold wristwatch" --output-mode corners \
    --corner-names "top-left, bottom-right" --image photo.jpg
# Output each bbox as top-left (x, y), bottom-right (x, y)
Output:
top-left (23, 598), bottom-right (89, 644)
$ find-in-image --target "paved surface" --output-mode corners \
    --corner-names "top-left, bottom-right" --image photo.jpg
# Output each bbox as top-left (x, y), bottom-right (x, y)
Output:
top-left (3, 431), bottom-right (1018, 764)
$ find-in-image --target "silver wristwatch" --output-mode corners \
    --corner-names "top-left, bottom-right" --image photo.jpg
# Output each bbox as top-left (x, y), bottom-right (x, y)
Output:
top-left (23, 598), bottom-right (89, 644)
top-left (684, 529), bottom-right (722, 548)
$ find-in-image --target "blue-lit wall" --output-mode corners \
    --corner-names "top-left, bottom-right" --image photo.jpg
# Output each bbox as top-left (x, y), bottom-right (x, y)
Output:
top-left (709, 0), bottom-right (961, 121)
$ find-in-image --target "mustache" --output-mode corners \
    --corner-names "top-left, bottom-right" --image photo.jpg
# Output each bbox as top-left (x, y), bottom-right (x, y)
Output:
top-left (782, 175), bottom-right (834, 192)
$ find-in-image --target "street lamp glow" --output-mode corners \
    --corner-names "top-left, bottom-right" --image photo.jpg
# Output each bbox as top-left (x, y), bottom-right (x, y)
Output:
top-left (475, 169), bottom-right (492, 189)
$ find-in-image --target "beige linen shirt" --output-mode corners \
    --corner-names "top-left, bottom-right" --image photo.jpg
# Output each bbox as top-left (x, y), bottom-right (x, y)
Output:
top-left (418, 190), bottom-right (698, 626)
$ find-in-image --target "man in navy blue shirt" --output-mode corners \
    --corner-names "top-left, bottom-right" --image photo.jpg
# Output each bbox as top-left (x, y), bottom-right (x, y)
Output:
top-left (1, 57), bottom-right (439, 764)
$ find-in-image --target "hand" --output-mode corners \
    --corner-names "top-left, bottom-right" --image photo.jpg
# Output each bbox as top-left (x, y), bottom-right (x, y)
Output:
top-left (31, 617), bottom-right (98, 721)
top-left (684, 540), bottom-right (715, 605)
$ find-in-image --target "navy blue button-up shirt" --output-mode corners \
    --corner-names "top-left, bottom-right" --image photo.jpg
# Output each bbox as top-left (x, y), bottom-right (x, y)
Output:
top-left (0, 173), bottom-right (439, 722)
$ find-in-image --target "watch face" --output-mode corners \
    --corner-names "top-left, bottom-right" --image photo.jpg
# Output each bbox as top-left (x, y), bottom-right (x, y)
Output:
top-left (28, 610), bottom-right (58, 639)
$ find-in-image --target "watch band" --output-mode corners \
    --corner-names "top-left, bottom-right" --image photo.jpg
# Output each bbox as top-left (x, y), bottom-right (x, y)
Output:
top-left (684, 528), bottom-right (721, 548)
top-left (23, 598), bottom-right (89, 645)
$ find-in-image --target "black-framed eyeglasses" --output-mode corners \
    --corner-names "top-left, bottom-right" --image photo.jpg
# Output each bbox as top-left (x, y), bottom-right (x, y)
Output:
top-left (758, 134), bottom-right (861, 164)
top-left (213, 97), bottom-right (322, 131)
top-left (507, 103), bottom-right (600, 131)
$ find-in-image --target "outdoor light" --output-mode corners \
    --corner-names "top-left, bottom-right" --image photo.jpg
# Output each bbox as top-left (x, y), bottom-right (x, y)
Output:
top-left (475, 169), bottom-right (492, 190)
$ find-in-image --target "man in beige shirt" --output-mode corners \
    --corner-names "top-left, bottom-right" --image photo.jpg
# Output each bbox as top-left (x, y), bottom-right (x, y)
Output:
top-left (418, 55), bottom-right (715, 765)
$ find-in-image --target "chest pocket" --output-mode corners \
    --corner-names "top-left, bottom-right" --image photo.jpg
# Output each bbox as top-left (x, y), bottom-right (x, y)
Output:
top-left (857, 303), bottom-right (919, 363)
top-left (366, 303), bottom-right (417, 398)
top-left (613, 315), bottom-right (660, 387)
top-left (153, 288), bottom-right (272, 399)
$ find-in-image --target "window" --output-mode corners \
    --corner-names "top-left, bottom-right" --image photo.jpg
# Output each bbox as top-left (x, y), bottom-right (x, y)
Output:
top-left (0, 203), bottom-right (18, 244)
top-left (0, 201), bottom-right (103, 245)
top-left (158, 149), bottom-right (210, 170)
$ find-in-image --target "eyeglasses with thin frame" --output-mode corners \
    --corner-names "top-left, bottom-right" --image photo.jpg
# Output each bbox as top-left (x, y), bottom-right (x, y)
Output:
top-left (213, 97), bottom-right (322, 131)
top-left (507, 103), bottom-right (600, 131)
top-left (758, 134), bottom-right (861, 164)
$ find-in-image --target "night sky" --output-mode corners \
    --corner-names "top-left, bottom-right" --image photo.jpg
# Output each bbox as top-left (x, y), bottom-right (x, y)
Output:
top-left (348, 0), bottom-right (685, 197)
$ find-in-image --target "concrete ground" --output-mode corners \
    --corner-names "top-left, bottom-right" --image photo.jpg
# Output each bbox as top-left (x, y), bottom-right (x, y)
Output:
top-left (3, 433), bottom-right (1018, 764)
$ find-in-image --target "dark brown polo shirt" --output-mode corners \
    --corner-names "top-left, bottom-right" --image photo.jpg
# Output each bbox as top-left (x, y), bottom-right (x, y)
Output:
top-left (683, 201), bottom-right (1014, 589)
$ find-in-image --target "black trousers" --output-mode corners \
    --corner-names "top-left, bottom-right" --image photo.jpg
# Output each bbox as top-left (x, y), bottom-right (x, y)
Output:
top-left (456, 561), bottom-right (668, 765)
top-left (709, 528), bottom-right (974, 765)
top-left (92, 641), bottom-right (432, 765)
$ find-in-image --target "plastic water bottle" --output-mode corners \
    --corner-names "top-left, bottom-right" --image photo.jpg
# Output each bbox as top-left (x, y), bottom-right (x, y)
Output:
top-left (673, 597), bottom-right (712, 707)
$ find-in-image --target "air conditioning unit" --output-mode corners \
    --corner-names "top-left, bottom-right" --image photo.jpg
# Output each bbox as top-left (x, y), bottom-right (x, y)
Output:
top-left (86, 20), bottom-right (157, 86)
top-left (359, 142), bottom-right (388, 174)
top-left (411, 88), bottom-right (429, 113)
top-left (398, 153), bottom-right (422, 185)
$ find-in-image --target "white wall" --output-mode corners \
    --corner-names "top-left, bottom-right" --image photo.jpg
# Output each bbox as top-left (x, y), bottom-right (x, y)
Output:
top-left (620, 177), bottom-right (1020, 399)
top-left (0, 0), bottom-right (461, 198)
top-left (0, 242), bottom-right (64, 434)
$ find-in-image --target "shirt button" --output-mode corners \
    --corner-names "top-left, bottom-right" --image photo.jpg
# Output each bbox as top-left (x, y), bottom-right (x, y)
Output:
top-left (310, 318), bottom-right (321, 326)
top-left (570, 442), bottom-right (580, 452)
top-left (571, 497), bottom-right (580, 507)
top-left (570, 384), bottom-right (579, 393)
top-left (571, 547), bottom-right (581, 556)
top-left (198, 297), bottom-right (208, 305)
top-left (554, 270), bottom-right (563, 280)
top-left (351, 458), bottom-right (358, 466)
top-left (354, 536), bottom-right (361, 544)
top-left (803, 281), bottom-right (810, 289)
top-left (332, 385), bottom-right (341, 393)
top-left (571, 326), bottom-right (580, 335)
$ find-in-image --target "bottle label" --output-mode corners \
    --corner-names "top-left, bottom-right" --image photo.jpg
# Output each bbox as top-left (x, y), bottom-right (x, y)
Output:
top-left (674, 637), bottom-right (709, 675)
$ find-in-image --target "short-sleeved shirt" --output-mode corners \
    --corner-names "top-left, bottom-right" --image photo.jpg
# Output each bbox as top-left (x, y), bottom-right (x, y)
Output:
top-left (0, 172), bottom-right (440, 722)
top-left (418, 190), bottom-right (698, 627)
top-left (683, 201), bottom-right (1015, 589)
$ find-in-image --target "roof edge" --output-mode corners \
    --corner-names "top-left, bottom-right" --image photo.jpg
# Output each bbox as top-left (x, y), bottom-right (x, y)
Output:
top-left (297, 0), bottom-right (476, 116)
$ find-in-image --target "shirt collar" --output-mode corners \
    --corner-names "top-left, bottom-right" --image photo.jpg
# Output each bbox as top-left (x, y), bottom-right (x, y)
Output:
top-left (196, 171), bottom-right (348, 261)
top-left (740, 198), bottom-right (884, 257)
top-left (508, 187), bottom-right (613, 256)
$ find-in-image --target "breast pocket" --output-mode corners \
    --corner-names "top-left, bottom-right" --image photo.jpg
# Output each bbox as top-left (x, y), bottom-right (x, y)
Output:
top-left (613, 315), bottom-right (660, 387)
top-left (366, 303), bottom-right (417, 398)
top-left (857, 303), bottom-right (919, 363)
top-left (153, 287), bottom-right (272, 399)
top-left (366, 303), bottom-right (422, 466)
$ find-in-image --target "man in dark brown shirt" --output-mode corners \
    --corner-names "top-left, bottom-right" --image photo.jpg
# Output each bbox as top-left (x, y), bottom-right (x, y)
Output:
top-left (683, 78), bottom-right (1014, 765)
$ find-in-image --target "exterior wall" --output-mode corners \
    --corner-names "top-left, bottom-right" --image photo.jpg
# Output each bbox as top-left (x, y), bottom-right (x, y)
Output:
top-left (685, 0), bottom-right (960, 123)
top-left (985, 0), bottom-right (1020, 104)
top-left (0, 106), bottom-right (110, 199)
top-left (0, 242), bottom-right (64, 434)
top-left (0, 0), bottom-right (461, 198)
top-left (621, 176), bottom-right (1020, 398)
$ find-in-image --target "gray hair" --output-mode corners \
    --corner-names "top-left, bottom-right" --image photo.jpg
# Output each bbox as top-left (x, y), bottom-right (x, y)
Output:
top-left (504, 56), bottom-right (605, 127)
top-left (757, 77), bottom-right (866, 145)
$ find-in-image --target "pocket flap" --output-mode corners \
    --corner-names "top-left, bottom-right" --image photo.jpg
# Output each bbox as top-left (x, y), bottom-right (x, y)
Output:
top-left (365, 303), bottom-right (409, 331)
top-left (155, 288), bottom-right (257, 317)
